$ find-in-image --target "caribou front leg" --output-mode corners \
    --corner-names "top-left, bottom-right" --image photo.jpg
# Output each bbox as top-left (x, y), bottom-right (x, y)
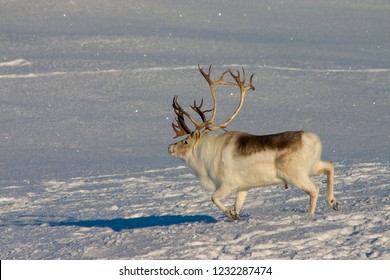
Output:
top-left (212, 185), bottom-right (239, 220)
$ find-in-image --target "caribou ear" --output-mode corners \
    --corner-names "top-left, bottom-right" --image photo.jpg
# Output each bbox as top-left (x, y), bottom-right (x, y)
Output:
top-left (191, 130), bottom-right (201, 140)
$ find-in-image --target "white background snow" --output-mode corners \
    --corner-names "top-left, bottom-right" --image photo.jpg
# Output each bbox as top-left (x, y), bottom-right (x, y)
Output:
top-left (0, 0), bottom-right (389, 260)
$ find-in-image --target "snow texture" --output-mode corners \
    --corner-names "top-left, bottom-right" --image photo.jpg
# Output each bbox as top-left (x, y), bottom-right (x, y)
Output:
top-left (0, 0), bottom-right (389, 259)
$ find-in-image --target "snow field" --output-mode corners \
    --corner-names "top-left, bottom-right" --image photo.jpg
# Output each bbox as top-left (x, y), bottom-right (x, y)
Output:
top-left (1, 161), bottom-right (388, 259)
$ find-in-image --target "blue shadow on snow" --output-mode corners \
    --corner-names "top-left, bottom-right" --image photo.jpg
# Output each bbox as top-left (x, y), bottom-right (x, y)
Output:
top-left (49, 215), bottom-right (217, 232)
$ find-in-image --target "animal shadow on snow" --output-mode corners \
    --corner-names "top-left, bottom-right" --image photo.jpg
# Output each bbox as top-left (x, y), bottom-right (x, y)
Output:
top-left (50, 215), bottom-right (217, 232)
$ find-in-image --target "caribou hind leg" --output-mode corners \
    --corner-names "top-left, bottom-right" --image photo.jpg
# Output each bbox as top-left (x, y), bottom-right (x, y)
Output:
top-left (312, 161), bottom-right (338, 211)
top-left (288, 175), bottom-right (320, 214)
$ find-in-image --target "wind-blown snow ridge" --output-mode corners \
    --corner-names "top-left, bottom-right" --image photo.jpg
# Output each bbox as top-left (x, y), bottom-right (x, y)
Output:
top-left (0, 58), bottom-right (32, 67)
top-left (131, 64), bottom-right (390, 74)
top-left (2, 64), bottom-right (389, 80)
top-left (257, 65), bottom-right (390, 73)
top-left (0, 69), bottom-right (120, 79)
top-left (132, 65), bottom-right (199, 72)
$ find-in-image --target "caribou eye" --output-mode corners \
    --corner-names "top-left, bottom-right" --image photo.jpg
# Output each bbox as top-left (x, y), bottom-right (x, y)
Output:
top-left (183, 140), bottom-right (189, 145)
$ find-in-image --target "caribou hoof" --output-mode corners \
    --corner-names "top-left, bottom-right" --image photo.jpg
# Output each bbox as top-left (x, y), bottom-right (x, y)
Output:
top-left (225, 209), bottom-right (240, 221)
top-left (327, 198), bottom-right (339, 211)
top-left (333, 201), bottom-right (339, 211)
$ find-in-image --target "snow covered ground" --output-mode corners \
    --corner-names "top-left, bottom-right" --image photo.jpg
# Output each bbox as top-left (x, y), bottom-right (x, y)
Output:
top-left (0, 0), bottom-right (389, 259)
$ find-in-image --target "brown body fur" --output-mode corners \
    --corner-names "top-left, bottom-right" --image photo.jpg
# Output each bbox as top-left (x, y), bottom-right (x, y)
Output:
top-left (235, 131), bottom-right (304, 157)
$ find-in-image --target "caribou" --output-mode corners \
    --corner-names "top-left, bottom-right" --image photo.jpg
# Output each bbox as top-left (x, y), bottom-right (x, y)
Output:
top-left (168, 65), bottom-right (338, 220)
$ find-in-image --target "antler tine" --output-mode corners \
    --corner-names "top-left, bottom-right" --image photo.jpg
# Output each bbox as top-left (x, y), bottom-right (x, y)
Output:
top-left (229, 68), bottom-right (255, 91)
top-left (229, 69), bottom-right (240, 84)
top-left (172, 115), bottom-right (191, 138)
top-left (191, 98), bottom-right (214, 123)
top-left (172, 95), bottom-right (193, 138)
top-left (172, 95), bottom-right (210, 138)
top-left (198, 64), bottom-right (212, 85)
top-left (198, 64), bottom-right (233, 86)
top-left (172, 122), bottom-right (189, 138)
top-left (249, 73), bottom-right (255, 91)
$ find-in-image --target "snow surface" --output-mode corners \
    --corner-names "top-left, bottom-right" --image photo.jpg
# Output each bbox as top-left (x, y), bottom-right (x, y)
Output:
top-left (0, 0), bottom-right (389, 259)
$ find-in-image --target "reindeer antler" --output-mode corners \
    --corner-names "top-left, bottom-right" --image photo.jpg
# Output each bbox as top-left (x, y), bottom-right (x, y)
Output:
top-left (211, 68), bottom-right (255, 130)
top-left (190, 99), bottom-right (214, 123)
top-left (172, 95), bottom-right (214, 138)
top-left (172, 95), bottom-right (192, 138)
top-left (171, 65), bottom-right (255, 138)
